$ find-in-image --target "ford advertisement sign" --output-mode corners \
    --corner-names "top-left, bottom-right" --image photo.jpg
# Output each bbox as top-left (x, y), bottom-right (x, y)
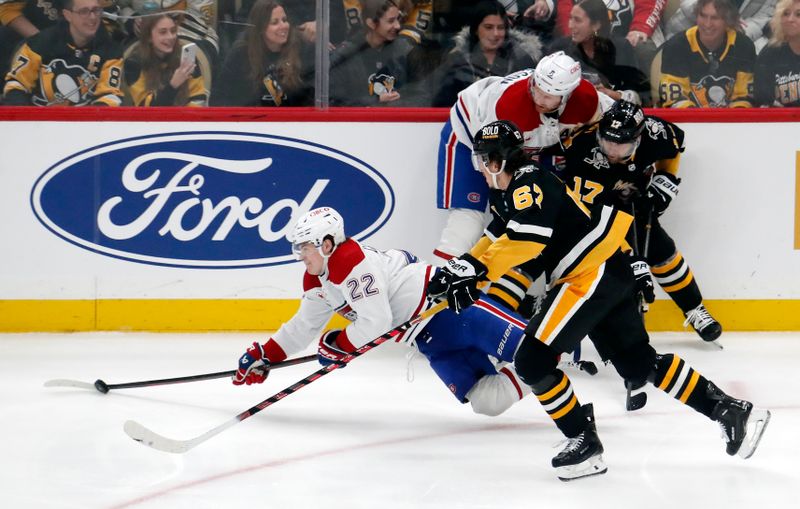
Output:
top-left (30, 132), bottom-right (394, 268)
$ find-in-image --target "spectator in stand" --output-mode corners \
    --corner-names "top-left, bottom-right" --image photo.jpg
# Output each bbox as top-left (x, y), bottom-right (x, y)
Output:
top-left (0, 0), bottom-right (124, 76)
top-left (214, 0), bottom-right (313, 106)
top-left (664, 0), bottom-right (777, 54)
top-left (659, 0), bottom-right (756, 107)
top-left (555, 0), bottom-right (666, 69)
top-left (548, 0), bottom-right (650, 105)
top-left (517, 0), bottom-right (558, 46)
top-left (432, 1), bottom-right (543, 107)
top-left (124, 0), bottom-right (220, 70)
top-left (754, 0), bottom-right (800, 106)
top-left (2, 0), bottom-right (123, 106)
top-left (232, 0), bottom-right (356, 48)
top-left (123, 13), bottom-right (208, 106)
top-left (330, 0), bottom-right (413, 106)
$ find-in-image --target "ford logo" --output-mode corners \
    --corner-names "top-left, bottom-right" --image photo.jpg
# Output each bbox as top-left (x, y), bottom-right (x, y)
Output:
top-left (30, 132), bottom-right (394, 268)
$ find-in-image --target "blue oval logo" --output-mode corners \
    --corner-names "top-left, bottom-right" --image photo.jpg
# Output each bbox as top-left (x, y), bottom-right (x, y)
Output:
top-left (31, 132), bottom-right (394, 268)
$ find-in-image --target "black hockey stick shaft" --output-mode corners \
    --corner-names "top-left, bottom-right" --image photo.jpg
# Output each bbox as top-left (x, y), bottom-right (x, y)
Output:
top-left (626, 202), bottom-right (652, 411)
top-left (99, 354), bottom-right (317, 391)
top-left (230, 301), bottom-right (447, 424)
top-left (124, 301), bottom-right (448, 453)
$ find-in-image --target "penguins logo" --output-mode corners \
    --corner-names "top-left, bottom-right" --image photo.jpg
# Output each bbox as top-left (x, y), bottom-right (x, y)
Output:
top-left (584, 147), bottom-right (610, 170)
top-left (36, 58), bottom-right (99, 106)
top-left (691, 75), bottom-right (734, 107)
top-left (644, 118), bottom-right (668, 140)
top-left (368, 73), bottom-right (396, 96)
top-left (603, 0), bottom-right (633, 32)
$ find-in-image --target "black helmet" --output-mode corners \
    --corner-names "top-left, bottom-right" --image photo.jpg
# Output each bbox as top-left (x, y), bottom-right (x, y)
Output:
top-left (598, 100), bottom-right (645, 143)
top-left (472, 120), bottom-right (525, 166)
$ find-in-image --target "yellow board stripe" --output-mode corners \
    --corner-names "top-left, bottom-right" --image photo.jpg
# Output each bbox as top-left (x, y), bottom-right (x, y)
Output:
top-left (658, 355), bottom-right (681, 391)
top-left (4, 299), bottom-right (800, 332)
top-left (661, 272), bottom-right (695, 293)
top-left (549, 394), bottom-right (578, 420)
top-left (679, 371), bottom-right (700, 403)
top-left (537, 373), bottom-right (568, 402)
top-left (652, 253), bottom-right (684, 275)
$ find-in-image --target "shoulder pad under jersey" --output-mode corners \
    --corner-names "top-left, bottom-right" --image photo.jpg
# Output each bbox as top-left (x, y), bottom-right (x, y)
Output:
top-left (561, 80), bottom-right (600, 124)
top-left (326, 239), bottom-right (366, 284)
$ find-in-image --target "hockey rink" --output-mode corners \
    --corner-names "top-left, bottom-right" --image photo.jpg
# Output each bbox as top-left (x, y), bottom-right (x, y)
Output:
top-left (1, 331), bottom-right (795, 508)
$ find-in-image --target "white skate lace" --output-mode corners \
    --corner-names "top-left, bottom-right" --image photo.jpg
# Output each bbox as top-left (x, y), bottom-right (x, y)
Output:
top-left (554, 434), bottom-right (585, 455)
top-left (717, 422), bottom-right (731, 442)
top-left (683, 306), bottom-right (715, 330)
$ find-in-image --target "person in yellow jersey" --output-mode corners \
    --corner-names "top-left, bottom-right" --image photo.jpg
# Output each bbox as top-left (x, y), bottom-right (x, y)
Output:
top-left (427, 119), bottom-right (770, 481)
top-left (3, 0), bottom-right (122, 106)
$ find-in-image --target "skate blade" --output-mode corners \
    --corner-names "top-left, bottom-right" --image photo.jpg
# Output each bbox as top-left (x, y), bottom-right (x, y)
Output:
top-left (738, 408), bottom-right (771, 459)
top-left (556, 455), bottom-right (608, 482)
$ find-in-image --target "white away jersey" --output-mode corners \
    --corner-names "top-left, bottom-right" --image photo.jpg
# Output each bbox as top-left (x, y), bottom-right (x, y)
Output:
top-left (449, 69), bottom-right (612, 155)
top-left (263, 239), bottom-right (435, 361)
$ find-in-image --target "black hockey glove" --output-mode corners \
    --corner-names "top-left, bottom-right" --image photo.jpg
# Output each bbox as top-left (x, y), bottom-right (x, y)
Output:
top-left (631, 257), bottom-right (655, 304)
top-left (647, 171), bottom-right (680, 215)
top-left (440, 254), bottom-right (488, 313)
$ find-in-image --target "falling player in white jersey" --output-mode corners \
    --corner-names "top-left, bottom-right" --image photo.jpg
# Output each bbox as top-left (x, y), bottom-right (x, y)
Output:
top-left (434, 51), bottom-right (614, 313)
top-left (232, 207), bottom-right (532, 417)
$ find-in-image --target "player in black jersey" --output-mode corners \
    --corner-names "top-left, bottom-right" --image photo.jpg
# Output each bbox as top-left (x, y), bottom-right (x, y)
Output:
top-left (559, 100), bottom-right (722, 343)
top-left (427, 119), bottom-right (769, 481)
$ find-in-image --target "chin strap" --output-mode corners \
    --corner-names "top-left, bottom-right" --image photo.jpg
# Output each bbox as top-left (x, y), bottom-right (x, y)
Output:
top-left (487, 160), bottom-right (507, 189)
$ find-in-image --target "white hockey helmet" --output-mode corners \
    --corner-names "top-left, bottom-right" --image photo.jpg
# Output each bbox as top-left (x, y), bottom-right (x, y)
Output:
top-left (532, 51), bottom-right (582, 97)
top-left (290, 207), bottom-right (346, 256)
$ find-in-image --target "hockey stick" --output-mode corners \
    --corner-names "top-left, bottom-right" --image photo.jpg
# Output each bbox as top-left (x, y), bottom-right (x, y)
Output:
top-left (44, 354), bottom-right (317, 393)
top-left (625, 202), bottom-right (652, 411)
top-left (124, 300), bottom-right (448, 454)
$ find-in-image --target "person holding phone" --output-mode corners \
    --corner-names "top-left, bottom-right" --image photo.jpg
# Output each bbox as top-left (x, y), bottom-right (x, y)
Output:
top-left (123, 13), bottom-right (208, 106)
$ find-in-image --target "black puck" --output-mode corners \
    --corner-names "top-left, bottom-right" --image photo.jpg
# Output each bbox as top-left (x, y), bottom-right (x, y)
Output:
top-left (94, 379), bottom-right (110, 394)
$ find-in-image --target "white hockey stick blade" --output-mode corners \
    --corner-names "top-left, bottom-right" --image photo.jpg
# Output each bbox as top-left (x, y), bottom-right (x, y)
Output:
top-left (44, 379), bottom-right (97, 390)
top-left (124, 417), bottom-right (238, 454)
top-left (124, 420), bottom-right (195, 454)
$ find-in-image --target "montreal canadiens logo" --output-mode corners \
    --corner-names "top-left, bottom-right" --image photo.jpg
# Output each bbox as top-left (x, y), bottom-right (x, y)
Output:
top-left (30, 132), bottom-right (394, 268)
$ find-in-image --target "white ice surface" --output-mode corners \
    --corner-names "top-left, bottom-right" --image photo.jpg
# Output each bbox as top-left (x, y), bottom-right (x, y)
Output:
top-left (0, 331), bottom-right (795, 508)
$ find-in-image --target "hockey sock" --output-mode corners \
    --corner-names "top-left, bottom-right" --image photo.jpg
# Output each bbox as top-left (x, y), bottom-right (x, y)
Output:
top-left (533, 369), bottom-right (585, 437)
top-left (486, 269), bottom-right (531, 311)
top-left (652, 354), bottom-right (716, 416)
top-left (651, 252), bottom-right (703, 312)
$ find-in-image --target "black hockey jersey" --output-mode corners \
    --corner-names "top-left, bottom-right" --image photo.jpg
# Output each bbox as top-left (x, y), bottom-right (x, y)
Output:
top-left (3, 21), bottom-right (122, 106)
top-left (559, 116), bottom-right (685, 211)
top-left (753, 43), bottom-right (800, 107)
top-left (659, 26), bottom-right (755, 108)
top-left (472, 164), bottom-right (632, 287)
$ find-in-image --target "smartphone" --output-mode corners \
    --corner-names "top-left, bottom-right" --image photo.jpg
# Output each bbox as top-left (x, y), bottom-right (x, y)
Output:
top-left (180, 43), bottom-right (197, 66)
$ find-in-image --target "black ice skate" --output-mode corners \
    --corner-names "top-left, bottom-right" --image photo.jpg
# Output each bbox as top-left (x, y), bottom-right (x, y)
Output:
top-left (708, 383), bottom-right (771, 459)
top-left (683, 304), bottom-right (722, 342)
top-left (551, 404), bottom-right (607, 481)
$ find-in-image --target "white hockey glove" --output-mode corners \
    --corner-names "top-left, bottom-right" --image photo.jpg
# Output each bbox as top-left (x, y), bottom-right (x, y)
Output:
top-left (648, 171), bottom-right (680, 214)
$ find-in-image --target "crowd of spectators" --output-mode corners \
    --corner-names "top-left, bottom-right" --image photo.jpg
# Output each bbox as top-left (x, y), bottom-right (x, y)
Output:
top-left (0, 0), bottom-right (797, 107)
